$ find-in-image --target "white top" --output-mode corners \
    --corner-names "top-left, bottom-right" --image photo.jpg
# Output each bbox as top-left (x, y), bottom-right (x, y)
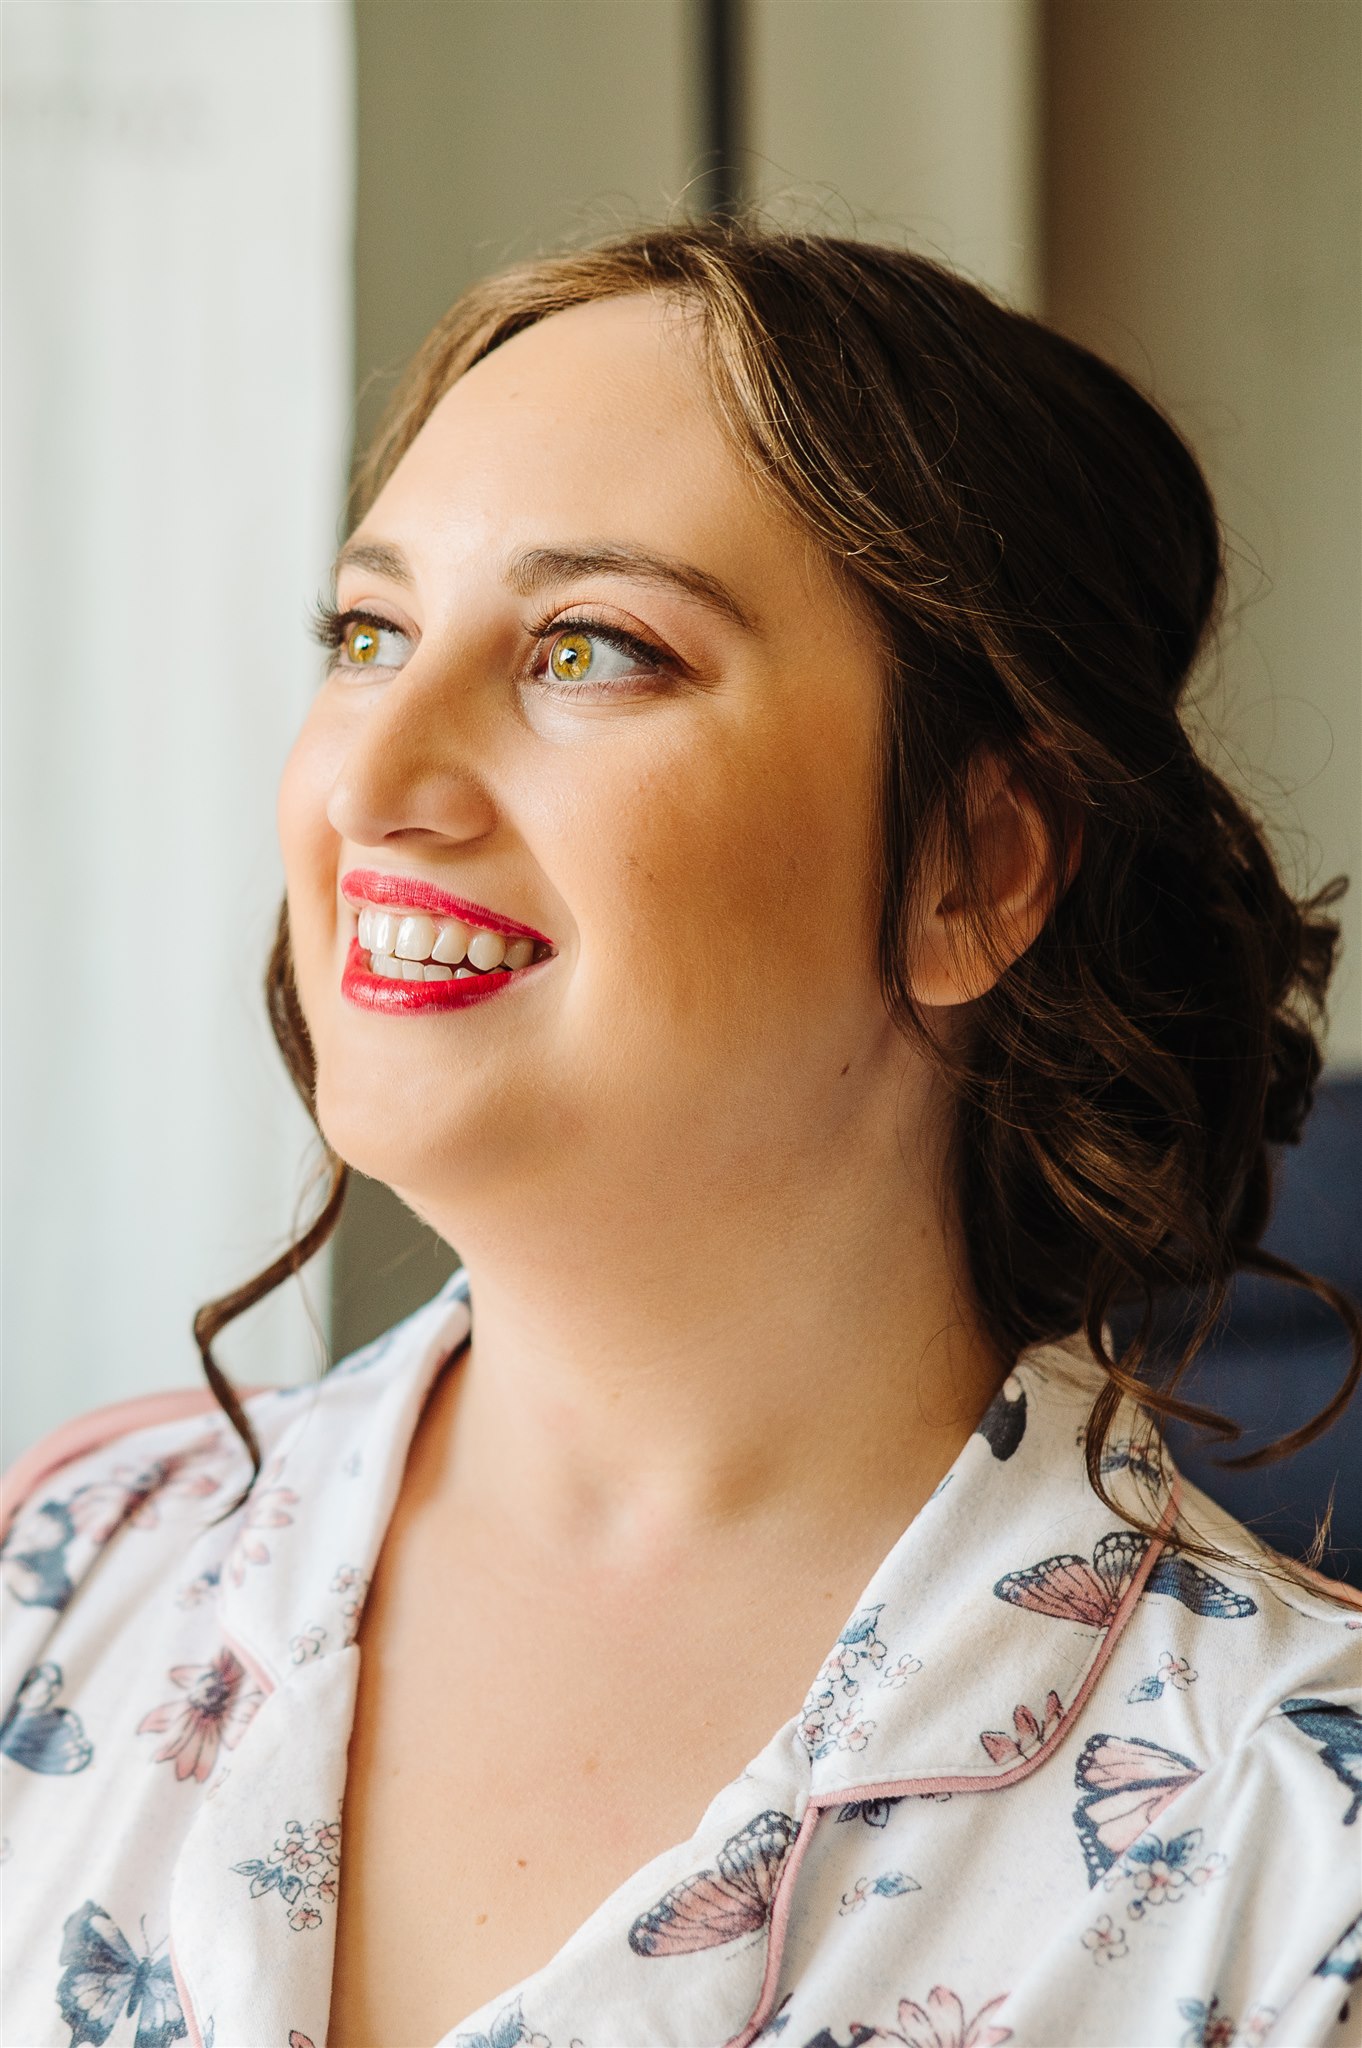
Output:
top-left (2, 1267), bottom-right (1360, 2048)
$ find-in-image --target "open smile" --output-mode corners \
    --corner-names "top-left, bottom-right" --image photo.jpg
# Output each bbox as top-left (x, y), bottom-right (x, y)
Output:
top-left (339, 867), bottom-right (556, 1015)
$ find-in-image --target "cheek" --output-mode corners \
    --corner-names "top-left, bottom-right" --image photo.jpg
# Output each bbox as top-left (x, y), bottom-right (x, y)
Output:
top-left (276, 710), bottom-right (343, 988)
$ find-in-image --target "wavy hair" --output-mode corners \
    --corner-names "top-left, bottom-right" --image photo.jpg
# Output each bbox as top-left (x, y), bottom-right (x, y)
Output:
top-left (197, 219), bottom-right (1358, 1559)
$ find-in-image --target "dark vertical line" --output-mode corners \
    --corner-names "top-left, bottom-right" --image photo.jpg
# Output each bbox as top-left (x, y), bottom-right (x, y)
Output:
top-left (700, 0), bottom-right (743, 215)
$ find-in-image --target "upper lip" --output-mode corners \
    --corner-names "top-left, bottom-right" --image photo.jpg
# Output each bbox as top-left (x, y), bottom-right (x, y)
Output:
top-left (340, 868), bottom-right (554, 945)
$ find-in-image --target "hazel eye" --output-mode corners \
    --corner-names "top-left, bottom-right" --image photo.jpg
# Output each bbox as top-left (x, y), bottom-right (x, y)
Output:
top-left (332, 613), bottom-right (411, 671)
top-left (540, 624), bottom-right (659, 693)
top-left (549, 631), bottom-right (595, 683)
top-left (345, 622), bottom-right (380, 664)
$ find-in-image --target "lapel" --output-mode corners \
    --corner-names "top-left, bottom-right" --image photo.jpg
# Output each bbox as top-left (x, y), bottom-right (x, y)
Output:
top-left (168, 1274), bottom-right (472, 2048)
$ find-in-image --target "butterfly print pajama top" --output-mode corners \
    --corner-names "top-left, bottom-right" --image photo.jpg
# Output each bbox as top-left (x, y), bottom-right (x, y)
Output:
top-left (3, 1268), bottom-right (1360, 2048)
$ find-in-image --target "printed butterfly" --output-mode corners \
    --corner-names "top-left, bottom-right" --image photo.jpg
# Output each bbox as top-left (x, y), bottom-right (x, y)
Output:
top-left (994, 1530), bottom-right (1257, 1628)
top-left (0, 1661), bottom-right (93, 1774)
top-left (1071, 1732), bottom-right (1202, 1883)
top-left (835, 1797), bottom-right (904, 1828)
top-left (629, 1809), bottom-right (797, 1956)
top-left (975, 1376), bottom-right (1027, 1461)
top-left (56, 1899), bottom-right (186, 2048)
top-left (1279, 1698), bottom-right (1362, 1826)
top-left (1, 1497), bottom-right (78, 1610)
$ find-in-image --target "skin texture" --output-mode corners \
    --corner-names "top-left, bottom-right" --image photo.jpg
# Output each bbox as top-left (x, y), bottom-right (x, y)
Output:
top-left (278, 293), bottom-right (1058, 2041)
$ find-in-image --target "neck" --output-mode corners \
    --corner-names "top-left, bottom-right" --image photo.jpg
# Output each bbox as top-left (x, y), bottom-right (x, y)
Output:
top-left (390, 1067), bottom-right (1008, 1575)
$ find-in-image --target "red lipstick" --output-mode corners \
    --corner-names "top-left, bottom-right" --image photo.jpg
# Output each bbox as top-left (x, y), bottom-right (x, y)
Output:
top-left (341, 938), bottom-right (548, 1014)
top-left (340, 868), bottom-right (552, 944)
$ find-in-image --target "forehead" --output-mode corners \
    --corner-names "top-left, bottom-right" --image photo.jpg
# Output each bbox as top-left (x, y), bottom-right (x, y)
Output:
top-left (364, 293), bottom-right (851, 625)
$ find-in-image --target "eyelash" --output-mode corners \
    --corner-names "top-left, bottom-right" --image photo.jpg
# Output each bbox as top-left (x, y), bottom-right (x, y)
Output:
top-left (307, 599), bottom-right (671, 694)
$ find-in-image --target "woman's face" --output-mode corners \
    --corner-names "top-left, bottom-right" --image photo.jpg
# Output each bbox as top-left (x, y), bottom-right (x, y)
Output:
top-left (278, 293), bottom-right (906, 1239)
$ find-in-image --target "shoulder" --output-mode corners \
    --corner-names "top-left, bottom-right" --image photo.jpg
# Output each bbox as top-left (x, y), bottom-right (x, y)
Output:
top-left (0, 1386), bottom-right (261, 1544)
top-left (0, 1380), bottom-right (306, 1624)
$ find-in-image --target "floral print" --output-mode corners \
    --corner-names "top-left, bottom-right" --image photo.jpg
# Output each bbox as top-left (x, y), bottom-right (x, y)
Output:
top-left (1177, 1995), bottom-right (1277, 2047)
top-left (979, 1690), bottom-right (1063, 1764)
top-left (839, 1871), bottom-right (920, 1912)
top-left (136, 1648), bottom-right (263, 1784)
top-left (865, 1985), bottom-right (1011, 2048)
top-left (1081, 1914), bottom-right (1128, 1964)
top-left (231, 1815), bottom-right (341, 1932)
top-left (1100, 1827), bottom-right (1228, 1920)
top-left (1128, 1650), bottom-right (1197, 1703)
top-left (223, 1458), bottom-right (299, 1587)
top-left (3, 1278), bottom-right (1358, 2048)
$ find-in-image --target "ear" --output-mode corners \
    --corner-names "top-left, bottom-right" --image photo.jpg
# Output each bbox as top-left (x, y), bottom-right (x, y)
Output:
top-left (908, 752), bottom-right (1078, 1008)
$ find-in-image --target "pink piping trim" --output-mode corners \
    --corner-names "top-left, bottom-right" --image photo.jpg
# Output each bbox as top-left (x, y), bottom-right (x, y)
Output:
top-left (722, 1481), bottom-right (1182, 2048)
top-left (169, 1940), bottom-right (205, 2048)
top-left (0, 1386), bottom-right (268, 1543)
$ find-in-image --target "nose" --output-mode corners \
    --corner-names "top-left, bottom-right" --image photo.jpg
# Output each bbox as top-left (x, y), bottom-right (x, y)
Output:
top-left (325, 659), bottom-right (499, 852)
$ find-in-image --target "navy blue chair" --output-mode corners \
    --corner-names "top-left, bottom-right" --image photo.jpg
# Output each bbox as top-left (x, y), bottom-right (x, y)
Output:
top-left (1114, 1074), bottom-right (1361, 1585)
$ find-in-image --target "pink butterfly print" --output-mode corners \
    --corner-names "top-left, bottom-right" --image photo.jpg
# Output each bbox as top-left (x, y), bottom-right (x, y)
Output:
top-left (1072, 1732), bottom-right (1201, 1883)
top-left (994, 1530), bottom-right (1255, 1629)
top-left (868, 1984), bottom-right (1012, 2048)
top-left (628, 1809), bottom-right (797, 1956)
top-left (289, 2035), bottom-right (315, 2048)
top-left (979, 1689), bottom-right (1063, 1764)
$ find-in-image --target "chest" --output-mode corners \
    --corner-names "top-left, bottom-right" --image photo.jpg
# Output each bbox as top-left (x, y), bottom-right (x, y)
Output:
top-left (325, 1513), bottom-right (839, 2047)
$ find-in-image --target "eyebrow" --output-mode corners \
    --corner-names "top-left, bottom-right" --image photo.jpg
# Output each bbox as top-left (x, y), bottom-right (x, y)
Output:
top-left (332, 536), bottom-right (754, 633)
top-left (505, 544), bottom-right (754, 632)
top-left (332, 539), bottom-right (413, 587)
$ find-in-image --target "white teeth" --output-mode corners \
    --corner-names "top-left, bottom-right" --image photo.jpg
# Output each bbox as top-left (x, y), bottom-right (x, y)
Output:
top-left (455, 966), bottom-right (478, 979)
top-left (431, 918), bottom-right (470, 965)
top-left (394, 915), bottom-right (437, 961)
top-left (357, 899), bottom-right (547, 979)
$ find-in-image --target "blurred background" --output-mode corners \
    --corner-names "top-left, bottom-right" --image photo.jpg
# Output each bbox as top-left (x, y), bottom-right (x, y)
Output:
top-left (3, 1), bottom-right (1358, 1572)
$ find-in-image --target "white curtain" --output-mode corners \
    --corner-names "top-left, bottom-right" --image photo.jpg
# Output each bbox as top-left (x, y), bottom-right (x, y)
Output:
top-left (2, 2), bottom-right (353, 1461)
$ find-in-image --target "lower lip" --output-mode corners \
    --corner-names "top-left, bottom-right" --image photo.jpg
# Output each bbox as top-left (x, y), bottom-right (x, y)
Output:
top-left (340, 937), bottom-right (544, 1014)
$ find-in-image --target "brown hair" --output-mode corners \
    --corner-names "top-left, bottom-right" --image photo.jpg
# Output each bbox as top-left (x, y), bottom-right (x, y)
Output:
top-left (198, 218), bottom-right (1359, 1558)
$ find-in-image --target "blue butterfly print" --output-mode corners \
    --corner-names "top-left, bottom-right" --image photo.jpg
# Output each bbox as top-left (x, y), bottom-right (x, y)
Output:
top-left (56, 1899), bottom-right (185, 2048)
top-left (976, 1375), bottom-right (1027, 1460)
top-left (1, 1496), bottom-right (78, 1610)
top-left (835, 1797), bottom-right (904, 1827)
top-left (1278, 1698), bottom-right (1362, 1825)
top-left (1, 1662), bottom-right (92, 1774)
top-left (452, 1994), bottom-right (540, 2048)
top-left (1316, 1911), bottom-right (1362, 1984)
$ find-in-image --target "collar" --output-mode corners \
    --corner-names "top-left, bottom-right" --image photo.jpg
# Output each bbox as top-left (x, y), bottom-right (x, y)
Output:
top-left (219, 1272), bottom-right (1180, 1801)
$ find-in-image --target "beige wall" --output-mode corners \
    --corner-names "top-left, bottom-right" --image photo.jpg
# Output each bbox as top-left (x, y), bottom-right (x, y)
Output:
top-left (746, 0), bottom-right (1042, 311)
top-left (1046, 0), bottom-right (1361, 1068)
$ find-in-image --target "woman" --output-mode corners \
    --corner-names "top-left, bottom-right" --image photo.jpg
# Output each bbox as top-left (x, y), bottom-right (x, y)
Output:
top-left (2, 222), bottom-right (1359, 2048)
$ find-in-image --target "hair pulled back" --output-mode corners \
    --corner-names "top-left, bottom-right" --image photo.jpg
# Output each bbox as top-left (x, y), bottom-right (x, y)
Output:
top-left (198, 219), bottom-right (1358, 1557)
